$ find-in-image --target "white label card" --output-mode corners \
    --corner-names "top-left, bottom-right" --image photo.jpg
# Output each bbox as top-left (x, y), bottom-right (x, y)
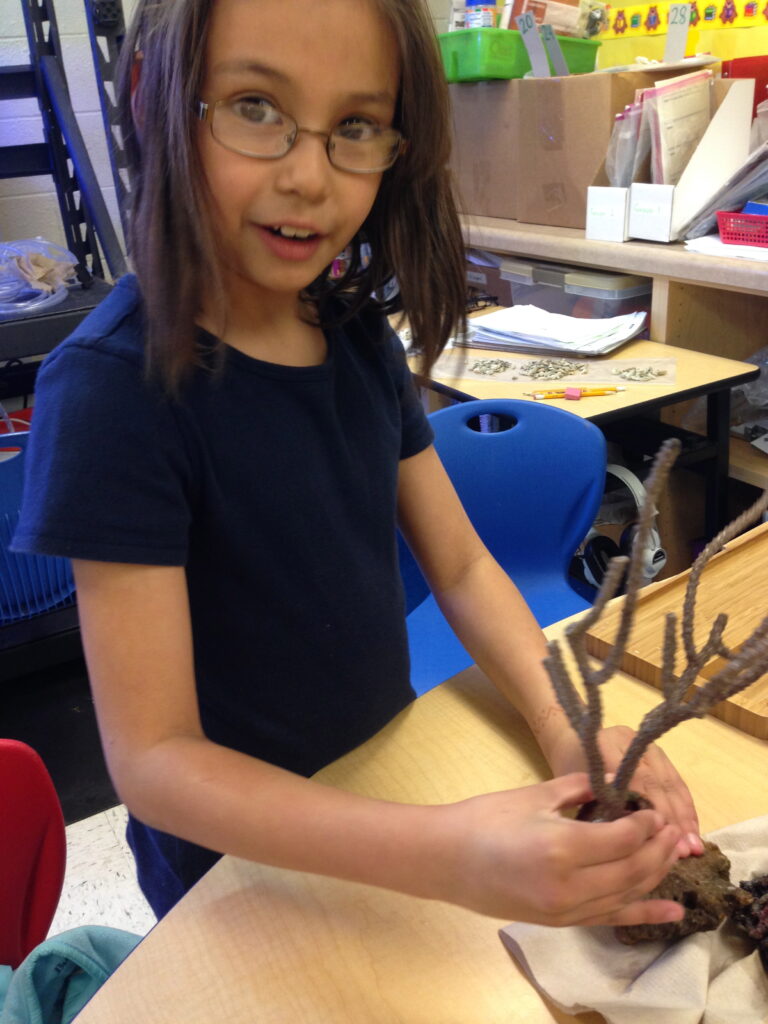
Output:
top-left (515, 13), bottom-right (552, 78)
top-left (539, 25), bottom-right (569, 76)
top-left (663, 3), bottom-right (691, 65)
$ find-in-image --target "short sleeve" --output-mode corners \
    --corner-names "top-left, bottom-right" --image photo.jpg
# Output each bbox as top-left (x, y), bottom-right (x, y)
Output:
top-left (12, 340), bottom-right (195, 565)
top-left (382, 328), bottom-right (434, 461)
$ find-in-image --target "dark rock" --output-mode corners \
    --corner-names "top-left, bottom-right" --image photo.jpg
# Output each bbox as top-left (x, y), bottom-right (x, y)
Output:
top-left (729, 871), bottom-right (768, 975)
top-left (576, 790), bottom-right (653, 822)
top-left (615, 842), bottom-right (739, 944)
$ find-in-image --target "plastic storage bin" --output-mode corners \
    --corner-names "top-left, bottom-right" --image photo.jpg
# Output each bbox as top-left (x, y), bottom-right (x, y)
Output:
top-left (498, 257), bottom-right (652, 320)
top-left (716, 210), bottom-right (768, 248)
top-left (438, 27), bottom-right (600, 82)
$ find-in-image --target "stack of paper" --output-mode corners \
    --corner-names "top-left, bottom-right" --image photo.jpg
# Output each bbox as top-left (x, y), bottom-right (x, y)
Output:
top-left (685, 234), bottom-right (768, 262)
top-left (646, 71), bottom-right (713, 187)
top-left (682, 139), bottom-right (768, 239)
top-left (458, 305), bottom-right (647, 356)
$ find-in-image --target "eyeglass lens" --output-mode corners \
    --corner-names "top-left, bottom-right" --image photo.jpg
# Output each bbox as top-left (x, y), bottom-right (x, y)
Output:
top-left (211, 100), bottom-right (401, 172)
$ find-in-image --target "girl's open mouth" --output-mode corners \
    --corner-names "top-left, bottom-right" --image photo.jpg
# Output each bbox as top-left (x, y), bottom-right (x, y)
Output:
top-left (256, 224), bottom-right (325, 262)
top-left (266, 225), bottom-right (319, 241)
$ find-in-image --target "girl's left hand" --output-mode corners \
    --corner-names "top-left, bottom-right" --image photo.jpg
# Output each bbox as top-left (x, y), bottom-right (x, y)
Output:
top-left (547, 724), bottom-right (703, 859)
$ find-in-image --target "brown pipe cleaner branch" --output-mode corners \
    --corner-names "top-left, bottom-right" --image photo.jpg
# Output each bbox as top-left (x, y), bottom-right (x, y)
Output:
top-left (543, 439), bottom-right (768, 821)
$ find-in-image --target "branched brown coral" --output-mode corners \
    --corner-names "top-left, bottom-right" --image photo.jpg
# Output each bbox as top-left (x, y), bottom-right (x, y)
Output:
top-left (544, 438), bottom-right (768, 821)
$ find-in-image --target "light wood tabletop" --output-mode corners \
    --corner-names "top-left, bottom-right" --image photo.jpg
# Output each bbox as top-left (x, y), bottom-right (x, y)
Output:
top-left (424, 338), bottom-right (758, 425)
top-left (419, 335), bottom-right (761, 546)
top-left (73, 606), bottom-right (768, 1024)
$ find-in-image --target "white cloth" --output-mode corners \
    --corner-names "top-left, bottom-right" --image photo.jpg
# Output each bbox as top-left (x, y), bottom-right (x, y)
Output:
top-left (500, 816), bottom-right (768, 1024)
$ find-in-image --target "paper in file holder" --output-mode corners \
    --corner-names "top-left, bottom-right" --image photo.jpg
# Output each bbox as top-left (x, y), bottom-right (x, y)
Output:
top-left (628, 78), bottom-right (755, 243)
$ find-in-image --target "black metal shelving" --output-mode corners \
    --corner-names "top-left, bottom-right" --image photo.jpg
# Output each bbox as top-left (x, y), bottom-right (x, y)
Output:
top-left (1, 0), bottom-right (128, 679)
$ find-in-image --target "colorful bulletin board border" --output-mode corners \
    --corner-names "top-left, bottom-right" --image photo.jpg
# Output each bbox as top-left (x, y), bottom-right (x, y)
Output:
top-left (600, 0), bottom-right (766, 40)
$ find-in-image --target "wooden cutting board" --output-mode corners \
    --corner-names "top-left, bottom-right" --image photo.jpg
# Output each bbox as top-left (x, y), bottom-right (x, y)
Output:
top-left (584, 521), bottom-right (768, 740)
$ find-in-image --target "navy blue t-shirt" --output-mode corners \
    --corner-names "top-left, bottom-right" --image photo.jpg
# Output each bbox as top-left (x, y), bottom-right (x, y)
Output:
top-left (14, 275), bottom-right (434, 777)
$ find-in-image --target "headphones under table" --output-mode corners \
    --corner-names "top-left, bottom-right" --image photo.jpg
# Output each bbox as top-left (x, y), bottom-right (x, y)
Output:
top-left (571, 462), bottom-right (667, 589)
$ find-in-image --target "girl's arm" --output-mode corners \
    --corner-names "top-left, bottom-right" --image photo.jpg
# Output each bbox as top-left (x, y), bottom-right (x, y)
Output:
top-left (74, 556), bottom-right (683, 926)
top-left (396, 445), bottom-right (702, 856)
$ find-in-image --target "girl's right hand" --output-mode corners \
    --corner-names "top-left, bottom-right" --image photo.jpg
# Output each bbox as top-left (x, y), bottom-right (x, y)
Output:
top-left (435, 772), bottom-right (684, 928)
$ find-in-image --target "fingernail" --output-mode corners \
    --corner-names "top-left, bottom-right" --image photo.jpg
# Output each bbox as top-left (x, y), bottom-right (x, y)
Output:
top-left (663, 905), bottom-right (684, 922)
top-left (687, 832), bottom-right (705, 854)
top-left (675, 837), bottom-right (691, 857)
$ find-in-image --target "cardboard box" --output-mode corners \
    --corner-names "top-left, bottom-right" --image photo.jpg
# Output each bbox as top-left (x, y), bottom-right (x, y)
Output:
top-left (627, 183), bottom-right (676, 242)
top-left (516, 68), bottom-right (711, 229)
top-left (449, 79), bottom-right (518, 221)
top-left (586, 186), bottom-right (630, 241)
top-left (515, 71), bottom-right (662, 229)
top-left (449, 67), bottom-right (712, 231)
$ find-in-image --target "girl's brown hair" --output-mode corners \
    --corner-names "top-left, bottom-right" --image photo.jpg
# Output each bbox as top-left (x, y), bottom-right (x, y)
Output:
top-left (117, 0), bottom-right (467, 391)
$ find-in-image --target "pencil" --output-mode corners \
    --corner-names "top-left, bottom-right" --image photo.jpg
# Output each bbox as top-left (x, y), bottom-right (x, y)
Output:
top-left (529, 387), bottom-right (626, 400)
top-left (577, 388), bottom-right (626, 397)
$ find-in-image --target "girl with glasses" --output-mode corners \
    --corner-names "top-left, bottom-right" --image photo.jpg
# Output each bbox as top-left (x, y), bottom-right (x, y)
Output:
top-left (15, 0), bottom-right (700, 926)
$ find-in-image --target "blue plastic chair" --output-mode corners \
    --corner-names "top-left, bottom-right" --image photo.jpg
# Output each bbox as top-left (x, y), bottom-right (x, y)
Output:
top-left (401, 398), bottom-right (606, 695)
top-left (0, 431), bottom-right (75, 625)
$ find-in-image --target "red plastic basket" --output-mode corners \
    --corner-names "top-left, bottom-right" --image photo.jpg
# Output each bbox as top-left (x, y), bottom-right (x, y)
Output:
top-left (716, 210), bottom-right (768, 248)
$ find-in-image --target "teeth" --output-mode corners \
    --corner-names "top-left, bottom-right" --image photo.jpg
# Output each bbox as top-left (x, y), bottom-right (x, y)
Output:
top-left (274, 226), bottom-right (315, 239)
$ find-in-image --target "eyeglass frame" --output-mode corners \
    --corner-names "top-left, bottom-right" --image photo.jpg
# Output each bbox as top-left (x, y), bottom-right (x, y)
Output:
top-left (195, 98), bottom-right (407, 175)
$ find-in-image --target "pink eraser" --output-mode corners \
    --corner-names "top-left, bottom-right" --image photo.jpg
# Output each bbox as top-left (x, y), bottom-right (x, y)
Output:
top-left (564, 388), bottom-right (582, 400)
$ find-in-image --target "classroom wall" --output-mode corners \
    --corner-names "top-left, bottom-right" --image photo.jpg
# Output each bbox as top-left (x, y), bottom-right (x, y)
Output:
top-left (428, 0), bottom-right (451, 35)
top-left (1, 0), bottom-right (129, 254)
top-left (0, 0), bottom-right (443, 255)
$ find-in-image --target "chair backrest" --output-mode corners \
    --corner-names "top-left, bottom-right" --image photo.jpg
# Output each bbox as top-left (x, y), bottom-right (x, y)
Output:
top-left (0, 739), bottom-right (66, 969)
top-left (399, 398), bottom-right (606, 613)
top-left (0, 432), bottom-right (76, 624)
top-left (0, 430), bottom-right (29, 510)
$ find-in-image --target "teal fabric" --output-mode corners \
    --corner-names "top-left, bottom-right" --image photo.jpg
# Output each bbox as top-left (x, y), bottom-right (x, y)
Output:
top-left (0, 970), bottom-right (10, 1012)
top-left (0, 926), bottom-right (140, 1024)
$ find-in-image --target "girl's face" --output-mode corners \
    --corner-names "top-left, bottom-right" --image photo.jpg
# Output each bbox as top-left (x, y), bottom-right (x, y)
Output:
top-left (198, 0), bottom-right (400, 315)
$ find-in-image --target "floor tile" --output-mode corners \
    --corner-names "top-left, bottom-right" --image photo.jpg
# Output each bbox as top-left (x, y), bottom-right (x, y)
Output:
top-left (49, 806), bottom-right (156, 939)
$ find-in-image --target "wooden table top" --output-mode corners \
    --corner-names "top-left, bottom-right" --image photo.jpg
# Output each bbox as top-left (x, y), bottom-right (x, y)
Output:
top-left (423, 338), bottom-right (758, 423)
top-left (73, 611), bottom-right (768, 1024)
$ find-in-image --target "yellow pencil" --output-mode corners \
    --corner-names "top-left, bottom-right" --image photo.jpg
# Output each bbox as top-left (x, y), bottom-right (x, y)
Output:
top-left (577, 387), bottom-right (626, 397)
top-left (529, 386), bottom-right (626, 400)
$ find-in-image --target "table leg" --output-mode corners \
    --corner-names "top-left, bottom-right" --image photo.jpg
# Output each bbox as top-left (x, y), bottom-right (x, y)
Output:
top-left (705, 389), bottom-right (731, 538)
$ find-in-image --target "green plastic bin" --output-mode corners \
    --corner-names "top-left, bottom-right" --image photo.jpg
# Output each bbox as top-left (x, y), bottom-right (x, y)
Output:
top-left (558, 36), bottom-right (602, 75)
top-left (437, 27), bottom-right (600, 82)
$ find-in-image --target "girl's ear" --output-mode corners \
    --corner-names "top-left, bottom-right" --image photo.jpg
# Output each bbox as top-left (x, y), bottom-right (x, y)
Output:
top-left (130, 52), bottom-right (144, 132)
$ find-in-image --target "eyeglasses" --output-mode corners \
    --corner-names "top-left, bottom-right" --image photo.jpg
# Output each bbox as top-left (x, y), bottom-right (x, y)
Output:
top-left (196, 96), bottom-right (406, 174)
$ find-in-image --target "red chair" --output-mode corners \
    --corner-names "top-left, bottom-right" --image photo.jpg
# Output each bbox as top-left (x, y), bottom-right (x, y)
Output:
top-left (0, 739), bottom-right (66, 968)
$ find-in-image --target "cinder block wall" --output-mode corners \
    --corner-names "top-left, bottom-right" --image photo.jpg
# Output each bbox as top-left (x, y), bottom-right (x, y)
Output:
top-left (0, 0), bottom-right (444, 255)
top-left (428, 0), bottom-right (451, 34)
top-left (1, 0), bottom-right (128, 254)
